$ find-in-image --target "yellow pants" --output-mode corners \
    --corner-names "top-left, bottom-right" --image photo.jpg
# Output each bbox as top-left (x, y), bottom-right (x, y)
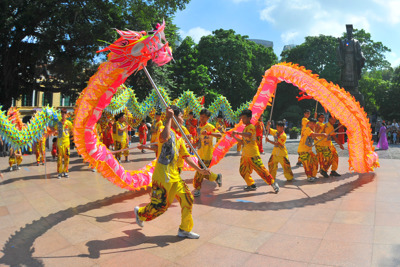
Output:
top-left (239, 156), bottom-right (274, 186)
top-left (138, 179), bottom-right (194, 232)
top-left (237, 142), bottom-right (242, 152)
top-left (57, 144), bottom-right (70, 173)
top-left (268, 154), bottom-right (294, 181)
top-left (35, 140), bottom-right (46, 164)
top-left (115, 141), bottom-right (129, 159)
top-left (9, 156), bottom-right (22, 167)
top-left (298, 152), bottom-right (318, 178)
top-left (193, 160), bottom-right (218, 190)
top-left (316, 145), bottom-right (338, 172)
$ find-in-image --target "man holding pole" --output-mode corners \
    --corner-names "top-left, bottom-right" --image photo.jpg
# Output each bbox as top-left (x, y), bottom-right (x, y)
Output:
top-left (232, 109), bottom-right (279, 193)
top-left (192, 108), bottom-right (223, 197)
top-left (315, 115), bottom-right (344, 178)
top-left (135, 106), bottom-right (211, 239)
top-left (255, 115), bottom-right (265, 154)
top-left (114, 113), bottom-right (129, 162)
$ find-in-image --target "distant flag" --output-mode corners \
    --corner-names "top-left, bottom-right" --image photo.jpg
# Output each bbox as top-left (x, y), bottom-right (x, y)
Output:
top-left (296, 91), bottom-right (313, 101)
top-left (199, 96), bottom-right (205, 105)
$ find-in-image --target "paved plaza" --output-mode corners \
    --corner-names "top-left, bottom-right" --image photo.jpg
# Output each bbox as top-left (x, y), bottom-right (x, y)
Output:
top-left (0, 140), bottom-right (400, 266)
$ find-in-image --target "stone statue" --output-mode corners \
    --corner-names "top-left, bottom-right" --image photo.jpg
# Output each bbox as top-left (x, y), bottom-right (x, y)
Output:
top-left (336, 24), bottom-right (366, 106)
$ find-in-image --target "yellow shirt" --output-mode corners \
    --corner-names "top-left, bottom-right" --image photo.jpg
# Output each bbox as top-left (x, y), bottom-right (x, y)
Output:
top-left (177, 125), bottom-right (190, 169)
top-left (318, 122), bottom-right (335, 147)
top-left (115, 121), bottom-right (127, 143)
top-left (241, 124), bottom-right (260, 157)
top-left (298, 127), bottom-right (314, 153)
top-left (154, 128), bottom-right (190, 183)
top-left (151, 120), bottom-right (163, 142)
top-left (315, 121), bottom-right (325, 143)
top-left (269, 128), bottom-right (288, 157)
top-left (55, 120), bottom-right (73, 146)
top-left (301, 117), bottom-right (309, 136)
top-left (197, 123), bottom-right (219, 161)
top-left (215, 121), bottom-right (226, 133)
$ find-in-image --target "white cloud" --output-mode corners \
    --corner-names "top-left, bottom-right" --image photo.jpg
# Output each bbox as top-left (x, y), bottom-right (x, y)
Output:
top-left (259, 0), bottom-right (382, 41)
top-left (180, 27), bottom-right (212, 43)
top-left (289, 0), bottom-right (320, 10)
top-left (260, 5), bottom-right (277, 24)
top-left (387, 52), bottom-right (400, 68)
top-left (281, 31), bottom-right (299, 43)
top-left (373, 0), bottom-right (400, 25)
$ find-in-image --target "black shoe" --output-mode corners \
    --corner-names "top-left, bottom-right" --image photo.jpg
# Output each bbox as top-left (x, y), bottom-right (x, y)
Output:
top-left (216, 173), bottom-right (222, 187)
top-left (296, 161), bottom-right (302, 166)
top-left (320, 170), bottom-right (329, 178)
top-left (330, 171), bottom-right (341, 177)
top-left (244, 184), bottom-right (257, 191)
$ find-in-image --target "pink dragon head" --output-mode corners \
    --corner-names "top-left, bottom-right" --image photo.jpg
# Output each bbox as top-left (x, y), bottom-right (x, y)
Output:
top-left (97, 20), bottom-right (173, 75)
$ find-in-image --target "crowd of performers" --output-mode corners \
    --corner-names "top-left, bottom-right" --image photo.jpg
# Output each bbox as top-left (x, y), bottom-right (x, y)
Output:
top-left (133, 106), bottom-right (345, 238)
top-left (1, 105), bottom-right (346, 238)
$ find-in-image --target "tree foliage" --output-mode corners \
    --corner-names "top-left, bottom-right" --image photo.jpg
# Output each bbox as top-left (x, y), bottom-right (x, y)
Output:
top-left (0, 0), bottom-right (189, 108)
top-left (278, 30), bottom-right (393, 125)
top-left (349, 29), bottom-right (391, 71)
top-left (176, 29), bottom-right (278, 108)
top-left (379, 66), bottom-right (400, 120)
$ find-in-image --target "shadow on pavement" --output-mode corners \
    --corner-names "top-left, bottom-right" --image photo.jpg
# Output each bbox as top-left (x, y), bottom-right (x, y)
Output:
top-left (77, 229), bottom-right (183, 259)
top-left (0, 189), bottom-right (150, 267)
top-left (0, 170), bottom-right (375, 266)
top-left (194, 172), bottom-right (375, 211)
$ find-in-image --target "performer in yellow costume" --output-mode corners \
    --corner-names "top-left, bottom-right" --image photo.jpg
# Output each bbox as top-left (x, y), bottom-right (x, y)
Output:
top-left (35, 135), bottom-right (46, 165)
top-left (215, 114), bottom-right (226, 143)
top-left (135, 106), bottom-right (211, 239)
top-left (54, 108), bottom-right (73, 178)
top-left (8, 148), bottom-right (22, 171)
top-left (192, 108), bottom-right (222, 197)
top-left (315, 114), bottom-right (344, 178)
top-left (114, 113), bottom-right (129, 162)
top-left (266, 120), bottom-right (294, 181)
top-left (232, 109), bottom-right (279, 193)
top-left (298, 118), bottom-right (326, 182)
top-left (150, 111), bottom-right (163, 143)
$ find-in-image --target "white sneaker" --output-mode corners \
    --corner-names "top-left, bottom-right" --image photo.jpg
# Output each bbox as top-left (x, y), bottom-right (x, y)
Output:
top-left (8, 166), bottom-right (13, 172)
top-left (64, 173), bottom-right (69, 178)
top-left (178, 228), bottom-right (200, 239)
top-left (307, 177), bottom-right (316, 182)
top-left (57, 173), bottom-right (62, 179)
top-left (271, 182), bottom-right (280, 194)
top-left (16, 165), bottom-right (20, 170)
top-left (91, 168), bottom-right (96, 172)
top-left (134, 206), bottom-right (143, 227)
top-left (193, 189), bottom-right (201, 197)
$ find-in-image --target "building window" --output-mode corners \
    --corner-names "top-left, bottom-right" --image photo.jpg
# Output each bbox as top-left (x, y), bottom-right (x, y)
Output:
top-left (61, 94), bottom-right (71, 106)
top-left (42, 91), bottom-right (53, 106)
top-left (21, 93), bottom-right (33, 107)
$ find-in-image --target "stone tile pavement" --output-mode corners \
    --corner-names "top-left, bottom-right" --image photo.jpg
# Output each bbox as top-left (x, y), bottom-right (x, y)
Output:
top-left (0, 140), bottom-right (399, 266)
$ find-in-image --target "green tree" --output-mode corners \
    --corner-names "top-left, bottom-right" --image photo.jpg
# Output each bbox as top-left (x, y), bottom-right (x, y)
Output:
top-left (350, 29), bottom-right (391, 71)
top-left (379, 67), bottom-right (400, 120)
top-left (0, 0), bottom-right (189, 109)
top-left (279, 30), bottom-right (392, 125)
top-left (168, 36), bottom-right (211, 99)
top-left (281, 35), bottom-right (340, 84)
top-left (196, 29), bottom-right (277, 108)
top-left (358, 76), bottom-right (390, 114)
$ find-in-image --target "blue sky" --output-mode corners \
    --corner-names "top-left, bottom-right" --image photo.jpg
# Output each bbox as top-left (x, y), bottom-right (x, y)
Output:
top-left (173, 0), bottom-right (400, 67)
